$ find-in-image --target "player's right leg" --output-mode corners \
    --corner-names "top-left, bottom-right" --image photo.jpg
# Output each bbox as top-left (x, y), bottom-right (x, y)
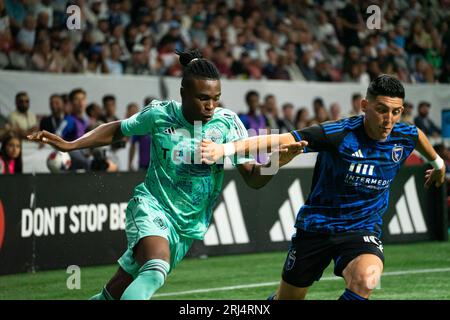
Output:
top-left (270, 229), bottom-right (334, 300)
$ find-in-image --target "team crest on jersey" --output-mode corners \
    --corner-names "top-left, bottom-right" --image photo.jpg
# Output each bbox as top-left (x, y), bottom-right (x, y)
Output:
top-left (392, 146), bottom-right (403, 163)
top-left (204, 127), bottom-right (222, 143)
top-left (153, 217), bottom-right (167, 230)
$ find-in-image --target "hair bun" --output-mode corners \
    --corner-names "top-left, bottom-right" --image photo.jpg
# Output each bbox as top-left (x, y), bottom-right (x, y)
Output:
top-left (176, 49), bottom-right (203, 67)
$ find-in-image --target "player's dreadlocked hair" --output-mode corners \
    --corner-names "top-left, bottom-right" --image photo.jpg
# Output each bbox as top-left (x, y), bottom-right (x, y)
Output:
top-left (366, 74), bottom-right (405, 101)
top-left (176, 50), bottom-right (220, 88)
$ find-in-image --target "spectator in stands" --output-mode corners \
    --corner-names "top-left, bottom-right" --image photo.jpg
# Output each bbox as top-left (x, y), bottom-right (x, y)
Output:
top-left (100, 94), bottom-right (119, 123)
top-left (100, 94), bottom-right (126, 154)
top-left (51, 37), bottom-right (81, 73)
top-left (239, 90), bottom-right (267, 134)
top-left (0, 132), bottom-right (22, 174)
top-left (105, 42), bottom-right (124, 75)
top-left (0, 0), bottom-right (12, 69)
top-left (280, 103), bottom-right (296, 133)
top-left (329, 102), bottom-right (342, 121)
top-left (349, 93), bottom-right (363, 116)
top-left (295, 107), bottom-right (310, 130)
top-left (239, 90), bottom-right (268, 163)
top-left (414, 101), bottom-right (441, 138)
top-left (128, 104), bottom-right (151, 171)
top-left (30, 37), bottom-right (55, 72)
top-left (309, 97), bottom-right (329, 125)
top-left (401, 101), bottom-right (414, 124)
top-left (85, 102), bottom-right (103, 131)
top-left (124, 44), bottom-right (151, 75)
top-left (262, 94), bottom-right (283, 131)
top-left (8, 91), bottom-right (38, 139)
top-left (40, 94), bottom-right (64, 134)
top-left (59, 88), bottom-right (88, 141)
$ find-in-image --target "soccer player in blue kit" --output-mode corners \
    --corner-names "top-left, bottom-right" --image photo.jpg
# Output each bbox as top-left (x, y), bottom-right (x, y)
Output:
top-left (28, 50), bottom-right (306, 300)
top-left (202, 74), bottom-right (446, 300)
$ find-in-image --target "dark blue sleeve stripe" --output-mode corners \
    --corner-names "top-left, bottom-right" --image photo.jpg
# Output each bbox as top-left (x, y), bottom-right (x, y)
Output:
top-left (292, 130), bottom-right (302, 141)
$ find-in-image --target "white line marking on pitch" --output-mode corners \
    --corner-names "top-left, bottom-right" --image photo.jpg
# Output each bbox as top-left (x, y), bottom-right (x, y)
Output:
top-left (154, 267), bottom-right (450, 297)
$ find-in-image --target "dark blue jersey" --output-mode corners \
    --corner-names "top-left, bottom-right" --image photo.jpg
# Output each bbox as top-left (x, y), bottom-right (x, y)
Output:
top-left (291, 115), bottom-right (418, 236)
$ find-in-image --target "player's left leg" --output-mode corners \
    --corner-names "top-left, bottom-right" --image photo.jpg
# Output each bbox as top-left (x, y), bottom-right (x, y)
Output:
top-left (341, 253), bottom-right (383, 299)
top-left (333, 233), bottom-right (384, 300)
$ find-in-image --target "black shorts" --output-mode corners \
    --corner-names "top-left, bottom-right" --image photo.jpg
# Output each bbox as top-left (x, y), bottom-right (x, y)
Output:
top-left (281, 229), bottom-right (385, 288)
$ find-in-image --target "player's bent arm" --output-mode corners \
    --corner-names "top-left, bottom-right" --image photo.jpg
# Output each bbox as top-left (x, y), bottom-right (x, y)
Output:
top-left (415, 129), bottom-right (442, 163)
top-left (27, 120), bottom-right (124, 152)
top-left (229, 133), bottom-right (296, 157)
top-left (415, 128), bottom-right (446, 187)
top-left (201, 133), bottom-right (298, 163)
top-left (237, 162), bottom-right (275, 189)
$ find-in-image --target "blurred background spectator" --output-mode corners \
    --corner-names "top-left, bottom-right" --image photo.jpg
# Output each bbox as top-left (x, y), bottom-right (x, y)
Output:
top-left (0, 132), bottom-right (22, 174)
top-left (0, 0), bottom-right (447, 83)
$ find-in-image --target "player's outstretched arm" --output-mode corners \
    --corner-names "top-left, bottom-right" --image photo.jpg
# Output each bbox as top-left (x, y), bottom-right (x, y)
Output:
top-left (201, 132), bottom-right (307, 164)
top-left (415, 128), bottom-right (446, 188)
top-left (27, 120), bottom-right (124, 152)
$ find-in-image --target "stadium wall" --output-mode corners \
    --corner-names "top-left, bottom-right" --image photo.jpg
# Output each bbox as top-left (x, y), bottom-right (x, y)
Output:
top-left (0, 71), bottom-right (449, 125)
top-left (0, 167), bottom-right (447, 275)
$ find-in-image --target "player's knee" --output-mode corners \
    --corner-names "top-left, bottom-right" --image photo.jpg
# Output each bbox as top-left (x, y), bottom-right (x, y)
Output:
top-left (138, 259), bottom-right (170, 286)
top-left (348, 268), bottom-right (381, 294)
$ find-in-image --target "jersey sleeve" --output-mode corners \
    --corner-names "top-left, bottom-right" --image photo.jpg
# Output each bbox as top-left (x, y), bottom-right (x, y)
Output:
top-left (290, 124), bottom-right (335, 152)
top-left (226, 113), bottom-right (255, 165)
top-left (121, 105), bottom-right (155, 136)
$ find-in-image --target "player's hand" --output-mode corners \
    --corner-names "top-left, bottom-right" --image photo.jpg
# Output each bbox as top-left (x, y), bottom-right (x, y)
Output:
top-left (27, 130), bottom-right (73, 152)
top-left (201, 139), bottom-right (224, 164)
top-left (273, 141), bottom-right (308, 167)
top-left (424, 165), bottom-right (446, 188)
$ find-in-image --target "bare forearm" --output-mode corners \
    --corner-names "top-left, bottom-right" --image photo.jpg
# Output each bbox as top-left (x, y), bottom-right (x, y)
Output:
top-left (415, 129), bottom-right (438, 161)
top-left (231, 133), bottom-right (295, 156)
top-left (70, 121), bottom-right (123, 150)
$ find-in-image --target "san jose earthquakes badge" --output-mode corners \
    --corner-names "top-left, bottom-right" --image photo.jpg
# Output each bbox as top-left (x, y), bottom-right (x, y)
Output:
top-left (392, 145), bottom-right (403, 163)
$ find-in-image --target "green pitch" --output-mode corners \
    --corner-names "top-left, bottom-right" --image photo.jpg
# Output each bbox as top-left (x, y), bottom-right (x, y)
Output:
top-left (1, 241), bottom-right (450, 300)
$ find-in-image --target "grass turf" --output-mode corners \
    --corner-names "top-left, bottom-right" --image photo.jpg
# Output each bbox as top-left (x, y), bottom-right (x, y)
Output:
top-left (1, 241), bottom-right (449, 300)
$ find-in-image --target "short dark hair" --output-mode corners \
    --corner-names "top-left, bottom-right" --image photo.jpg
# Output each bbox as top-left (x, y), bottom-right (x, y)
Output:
top-left (69, 88), bottom-right (86, 102)
top-left (102, 94), bottom-right (116, 105)
top-left (352, 93), bottom-right (362, 101)
top-left (176, 49), bottom-right (220, 89)
top-left (245, 90), bottom-right (259, 104)
top-left (15, 91), bottom-right (28, 101)
top-left (418, 101), bottom-right (431, 108)
top-left (366, 74), bottom-right (405, 101)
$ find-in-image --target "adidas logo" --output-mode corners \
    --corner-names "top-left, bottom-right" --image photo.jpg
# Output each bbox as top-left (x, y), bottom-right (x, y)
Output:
top-left (204, 181), bottom-right (249, 245)
top-left (352, 149), bottom-right (364, 158)
top-left (348, 150), bottom-right (375, 176)
top-left (388, 176), bottom-right (427, 235)
top-left (269, 179), bottom-right (304, 242)
top-left (163, 127), bottom-right (176, 134)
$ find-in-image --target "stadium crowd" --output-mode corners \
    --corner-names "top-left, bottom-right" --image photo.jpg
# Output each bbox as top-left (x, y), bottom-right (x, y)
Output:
top-left (0, 87), bottom-right (447, 174)
top-left (0, 0), bottom-right (449, 83)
